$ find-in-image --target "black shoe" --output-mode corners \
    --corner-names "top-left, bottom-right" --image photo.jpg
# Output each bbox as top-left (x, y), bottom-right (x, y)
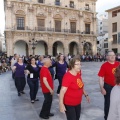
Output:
top-left (21, 91), bottom-right (25, 94)
top-left (35, 99), bottom-right (39, 101)
top-left (49, 113), bottom-right (54, 117)
top-left (18, 93), bottom-right (21, 96)
top-left (40, 116), bottom-right (49, 119)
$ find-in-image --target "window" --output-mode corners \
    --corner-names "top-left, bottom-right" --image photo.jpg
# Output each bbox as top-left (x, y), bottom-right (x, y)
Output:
top-left (104, 38), bottom-right (108, 42)
top-left (55, 20), bottom-right (61, 32)
top-left (112, 34), bottom-right (117, 44)
top-left (85, 4), bottom-right (89, 10)
top-left (38, 0), bottom-right (44, 3)
top-left (55, 0), bottom-right (60, 6)
top-left (100, 22), bottom-right (102, 24)
top-left (104, 43), bottom-right (108, 48)
top-left (100, 27), bottom-right (102, 30)
top-left (85, 24), bottom-right (90, 34)
top-left (112, 11), bottom-right (117, 17)
top-left (37, 19), bottom-right (45, 31)
top-left (112, 23), bottom-right (117, 32)
top-left (118, 9), bottom-right (120, 13)
top-left (70, 22), bottom-right (76, 33)
top-left (70, 1), bottom-right (74, 8)
top-left (97, 41), bottom-right (99, 44)
top-left (17, 17), bottom-right (25, 30)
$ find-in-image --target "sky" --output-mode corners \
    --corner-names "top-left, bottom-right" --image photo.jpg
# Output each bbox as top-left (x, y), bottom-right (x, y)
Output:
top-left (0, 0), bottom-right (120, 35)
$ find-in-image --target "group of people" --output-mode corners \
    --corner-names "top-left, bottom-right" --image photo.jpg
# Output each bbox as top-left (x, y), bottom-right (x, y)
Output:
top-left (1, 50), bottom-right (120, 120)
top-left (9, 53), bottom-right (90, 120)
top-left (0, 56), bottom-right (11, 74)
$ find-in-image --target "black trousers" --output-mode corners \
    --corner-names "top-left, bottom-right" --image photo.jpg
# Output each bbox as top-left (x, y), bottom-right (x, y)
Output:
top-left (65, 104), bottom-right (81, 120)
top-left (57, 76), bottom-right (63, 94)
top-left (27, 79), bottom-right (39, 100)
top-left (104, 83), bottom-right (113, 120)
top-left (15, 77), bottom-right (26, 93)
top-left (40, 92), bottom-right (53, 117)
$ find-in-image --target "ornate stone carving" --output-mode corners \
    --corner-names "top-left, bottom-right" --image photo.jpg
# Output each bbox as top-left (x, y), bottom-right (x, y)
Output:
top-left (84, 13), bottom-right (92, 22)
top-left (53, 14), bottom-right (62, 19)
top-left (36, 13), bottom-right (46, 18)
top-left (15, 10), bottom-right (26, 15)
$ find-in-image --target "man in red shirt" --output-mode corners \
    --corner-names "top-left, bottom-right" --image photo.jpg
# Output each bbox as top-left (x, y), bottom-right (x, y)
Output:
top-left (39, 58), bottom-right (54, 119)
top-left (98, 51), bottom-right (119, 120)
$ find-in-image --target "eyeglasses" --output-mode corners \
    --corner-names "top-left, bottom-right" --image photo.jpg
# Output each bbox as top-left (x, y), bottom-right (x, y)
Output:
top-left (74, 64), bottom-right (81, 66)
top-left (108, 55), bottom-right (116, 57)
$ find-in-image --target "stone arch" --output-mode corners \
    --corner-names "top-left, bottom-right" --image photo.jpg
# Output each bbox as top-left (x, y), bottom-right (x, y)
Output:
top-left (52, 41), bottom-right (64, 56)
top-left (83, 42), bottom-right (93, 55)
top-left (35, 40), bottom-right (48, 55)
top-left (69, 41), bottom-right (79, 55)
top-left (14, 40), bottom-right (28, 56)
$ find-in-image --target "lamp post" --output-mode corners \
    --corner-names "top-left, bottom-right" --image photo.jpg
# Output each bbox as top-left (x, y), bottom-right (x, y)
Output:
top-left (29, 38), bottom-right (38, 55)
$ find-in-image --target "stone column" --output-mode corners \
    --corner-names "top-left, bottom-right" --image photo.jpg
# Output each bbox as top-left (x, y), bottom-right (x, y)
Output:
top-left (48, 37), bottom-right (53, 56)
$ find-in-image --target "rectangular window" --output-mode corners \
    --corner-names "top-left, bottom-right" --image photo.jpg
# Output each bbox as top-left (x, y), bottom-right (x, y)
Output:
top-left (104, 38), bottom-right (108, 42)
top-left (85, 24), bottom-right (90, 34)
top-left (70, 1), bottom-right (74, 8)
top-left (38, 0), bottom-right (44, 3)
top-left (37, 19), bottom-right (45, 31)
top-left (70, 22), bottom-right (76, 33)
top-left (17, 17), bottom-right (25, 30)
top-left (112, 11), bottom-right (117, 17)
top-left (85, 4), bottom-right (89, 10)
top-left (112, 22), bottom-right (117, 32)
top-left (55, 20), bottom-right (61, 32)
top-left (55, 0), bottom-right (60, 6)
top-left (112, 34), bottom-right (117, 44)
top-left (104, 43), bottom-right (108, 48)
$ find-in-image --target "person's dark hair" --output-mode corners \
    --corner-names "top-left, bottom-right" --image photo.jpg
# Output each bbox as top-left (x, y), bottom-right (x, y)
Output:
top-left (56, 54), bottom-right (65, 61)
top-left (30, 57), bottom-right (36, 64)
top-left (114, 65), bottom-right (120, 85)
top-left (69, 56), bottom-right (81, 70)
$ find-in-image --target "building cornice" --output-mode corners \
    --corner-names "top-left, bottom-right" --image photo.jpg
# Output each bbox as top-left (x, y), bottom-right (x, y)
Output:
top-left (106, 5), bottom-right (120, 12)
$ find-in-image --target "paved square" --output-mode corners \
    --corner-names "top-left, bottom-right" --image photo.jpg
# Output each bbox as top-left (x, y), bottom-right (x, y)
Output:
top-left (0, 62), bottom-right (104, 120)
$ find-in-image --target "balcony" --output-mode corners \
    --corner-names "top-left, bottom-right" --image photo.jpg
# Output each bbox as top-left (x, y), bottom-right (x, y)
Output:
top-left (9, 26), bottom-right (95, 35)
top-left (10, 26), bottom-right (30, 31)
top-left (69, 4), bottom-right (76, 8)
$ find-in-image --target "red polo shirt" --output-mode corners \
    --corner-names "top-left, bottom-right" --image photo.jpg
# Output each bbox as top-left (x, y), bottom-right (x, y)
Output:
top-left (40, 66), bottom-right (53, 93)
top-left (62, 71), bottom-right (84, 106)
top-left (98, 61), bottom-right (119, 86)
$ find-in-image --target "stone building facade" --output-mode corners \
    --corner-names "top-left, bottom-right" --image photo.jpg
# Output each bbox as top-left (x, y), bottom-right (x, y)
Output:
top-left (106, 6), bottom-right (120, 54)
top-left (4, 0), bottom-right (97, 56)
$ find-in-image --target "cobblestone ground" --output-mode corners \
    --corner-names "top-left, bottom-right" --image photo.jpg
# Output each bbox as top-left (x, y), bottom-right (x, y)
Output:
top-left (0, 62), bottom-right (104, 120)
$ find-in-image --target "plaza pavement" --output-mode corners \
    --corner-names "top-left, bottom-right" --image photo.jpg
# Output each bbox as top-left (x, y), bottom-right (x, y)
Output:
top-left (0, 62), bottom-right (104, 120)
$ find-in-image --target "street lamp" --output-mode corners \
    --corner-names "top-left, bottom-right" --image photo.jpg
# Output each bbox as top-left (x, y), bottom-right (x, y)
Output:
top-left (29, 38), bottom-right (38, 55)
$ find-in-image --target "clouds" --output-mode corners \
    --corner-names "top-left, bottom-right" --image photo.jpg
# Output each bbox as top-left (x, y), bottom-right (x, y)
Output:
top-left (96, 0), bottom-right (120, 12)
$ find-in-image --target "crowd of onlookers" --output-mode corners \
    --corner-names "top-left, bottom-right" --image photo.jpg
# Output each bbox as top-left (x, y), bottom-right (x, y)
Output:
top-left (0, 53), bottom-right (120, 75)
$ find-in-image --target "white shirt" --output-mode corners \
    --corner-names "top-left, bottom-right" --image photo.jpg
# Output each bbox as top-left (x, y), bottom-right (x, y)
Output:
top-left (107, 85), bottom-right (120, 120)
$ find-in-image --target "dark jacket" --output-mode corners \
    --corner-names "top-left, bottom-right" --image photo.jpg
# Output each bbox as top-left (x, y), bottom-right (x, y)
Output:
top-left (26, 64), bottom-right (40, 79)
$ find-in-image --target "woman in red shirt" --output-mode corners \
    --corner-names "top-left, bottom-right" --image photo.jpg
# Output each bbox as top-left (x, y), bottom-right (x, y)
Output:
top-left (59, 57), bottom-right (90, 120)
